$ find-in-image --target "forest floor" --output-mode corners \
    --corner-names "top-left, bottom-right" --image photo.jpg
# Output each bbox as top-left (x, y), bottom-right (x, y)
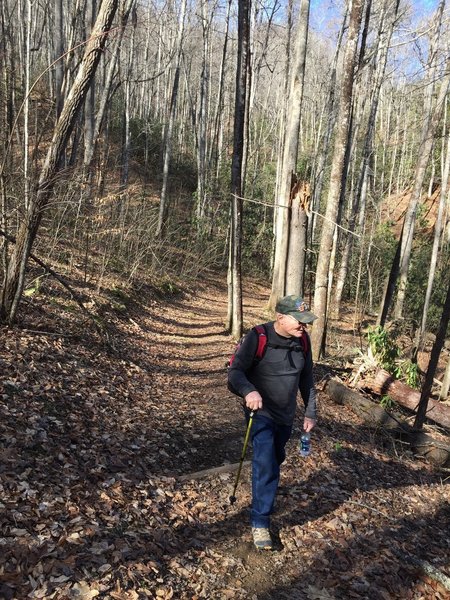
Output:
top-left (1, 274), bottom-right (449, 600)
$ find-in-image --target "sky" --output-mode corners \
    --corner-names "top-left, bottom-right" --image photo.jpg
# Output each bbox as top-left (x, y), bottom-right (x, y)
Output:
top-left (308, 0), bottom-right (442, 34)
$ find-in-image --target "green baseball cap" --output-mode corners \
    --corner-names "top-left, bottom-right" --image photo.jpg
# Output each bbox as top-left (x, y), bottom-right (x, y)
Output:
top-left (275, 295), bottom-right (317, 324)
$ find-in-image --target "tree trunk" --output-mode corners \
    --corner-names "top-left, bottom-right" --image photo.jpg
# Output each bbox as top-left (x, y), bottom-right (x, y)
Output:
top-left (334, 0), bottom-right (400, 315)
top-left (413, 128), bottom-right (450, 356)
top-left (440, 358), bottom-right (450, 400)
top-left (83, 0), bottom-right (135, 170)
top-left (376, 222), bottom-right (403, 327)
top-left (394, 2), bottom-right (449, 317)
top-left (269, 0), bottom-right (310, 309)
top-left (311, 0), bottom-right (364, 360)
top-left (209, 0), bottom-right (231, 181)
top-left (120, 77), bottom-right (131, 188)
top-left (196, 0), bottom-right (210, 225)
top-left (285, 179), bottom-right (309, 296)
top-left (23, 0), bottom-right (32, 210)
top-left (228, 0), bottom-right (250, 338)
top-left (0, 0), bottom-right (119, 322)
top-left (156, 0), bottom-right (187, 238)
top-left (83, 0), bottom-right (96, 167)
top-left (415, 280), bottom-right (450, 429)
top-left (309, 10), bottom-right (346, 247)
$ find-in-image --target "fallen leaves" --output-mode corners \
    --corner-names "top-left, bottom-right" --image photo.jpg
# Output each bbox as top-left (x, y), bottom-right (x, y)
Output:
top-left (1, 279), bottom-right (449, 599)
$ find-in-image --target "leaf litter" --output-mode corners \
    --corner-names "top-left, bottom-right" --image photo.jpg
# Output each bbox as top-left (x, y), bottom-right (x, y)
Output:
top-left (0, 277), bottom-right (449, 599)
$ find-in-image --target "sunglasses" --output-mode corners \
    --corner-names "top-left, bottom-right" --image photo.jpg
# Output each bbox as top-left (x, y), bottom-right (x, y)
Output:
top-left (285, 314), bottom-right (308, 326)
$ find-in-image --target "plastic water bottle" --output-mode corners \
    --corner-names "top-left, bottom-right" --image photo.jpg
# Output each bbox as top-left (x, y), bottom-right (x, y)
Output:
top-left (299, 432), bottom-right (311, 457)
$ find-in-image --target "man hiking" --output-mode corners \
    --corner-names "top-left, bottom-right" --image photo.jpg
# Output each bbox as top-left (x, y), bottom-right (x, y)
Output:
top-left (228, 295), bottom-right (317, 550)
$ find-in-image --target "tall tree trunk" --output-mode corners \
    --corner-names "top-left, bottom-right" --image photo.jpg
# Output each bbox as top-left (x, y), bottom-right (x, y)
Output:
top-left (376, 221), bottom-right (403, 328)
top-left (309, 10), bottom-right (347, 247)
top-left (121, 77), bottom-right (131, 188)
top-left (286, 179), bottom-right (309, 296)
top-left (414, 279), bottom-right (450, 429)
top-left (120, 7), bottom-right (136, 189)
top-left (83, 0), bottom-right (135, 169)
top-left (54, 0), bottom-right (65, 117)
top-left (269, 0), bottom-right (310, 309)
top-left (156, 0), bottom-right (187, 238)
top-left (394, 1), bottom-right (448, 317)
top-left (196, 0), bottom-right (210, 225)
top-left (83, 0), bottom-right (96, 169)
top-left (23, 0), bottom-right (32, 211)
top-left (311, 0), bottom-right (364, 360)
top-left (209, 0), bottom-right (231, 181)
top-left (440, 358), bottom-right (450, 400)
top-left (0, 0), bottom-right (119, 322)
top-left (334, 0), bottom-right (400, 315)
top-left (413, 126), bottom-right (450, 356)
top-left (227, 0), bottom-right (250, 338)
top-left (394, 59), bottom-right (450, 318)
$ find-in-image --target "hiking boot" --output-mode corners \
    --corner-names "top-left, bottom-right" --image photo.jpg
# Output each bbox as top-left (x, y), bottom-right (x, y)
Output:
top-left (252, 527), bottom-right (273, 550)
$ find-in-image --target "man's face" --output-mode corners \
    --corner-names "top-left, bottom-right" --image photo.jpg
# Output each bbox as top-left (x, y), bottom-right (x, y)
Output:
top-left (278, 314), bottom-right (307, 337)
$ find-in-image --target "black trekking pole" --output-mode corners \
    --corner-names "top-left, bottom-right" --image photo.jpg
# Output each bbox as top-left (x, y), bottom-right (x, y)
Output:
top-left (229, 410), bottom-right (254, 504)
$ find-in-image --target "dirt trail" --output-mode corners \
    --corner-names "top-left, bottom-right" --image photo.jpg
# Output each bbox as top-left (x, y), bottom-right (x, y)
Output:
top-left (1, 276), bottom-right (449, 599)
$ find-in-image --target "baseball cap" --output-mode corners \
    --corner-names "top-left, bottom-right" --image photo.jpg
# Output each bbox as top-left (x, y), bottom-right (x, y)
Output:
top-left (275, 295), bottom-right (317, 324)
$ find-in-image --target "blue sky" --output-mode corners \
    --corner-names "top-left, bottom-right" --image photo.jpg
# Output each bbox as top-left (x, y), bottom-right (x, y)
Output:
top-left (308, 0), bottom-right (441, 32)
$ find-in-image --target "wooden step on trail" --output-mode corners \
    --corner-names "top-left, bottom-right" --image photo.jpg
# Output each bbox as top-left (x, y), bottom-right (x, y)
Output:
top-left (177, 461), bottom-right (250, 481)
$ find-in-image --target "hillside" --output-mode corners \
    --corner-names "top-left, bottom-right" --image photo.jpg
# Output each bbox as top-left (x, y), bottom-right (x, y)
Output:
top-left (0, 276), bottom-right (449, 600)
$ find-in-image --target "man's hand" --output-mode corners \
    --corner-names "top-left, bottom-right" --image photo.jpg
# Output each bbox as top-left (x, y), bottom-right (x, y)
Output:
top-left (303, 417), bottom-right (316, 432)
top-left (245, 390), bottom-right (263, 411)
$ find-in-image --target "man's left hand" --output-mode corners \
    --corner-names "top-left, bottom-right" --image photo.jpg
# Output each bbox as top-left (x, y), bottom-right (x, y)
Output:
top-left (303, 417), bottom-right (316, 432)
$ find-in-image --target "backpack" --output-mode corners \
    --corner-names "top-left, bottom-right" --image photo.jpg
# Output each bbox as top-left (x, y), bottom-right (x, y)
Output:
top-left (227, 324), bottom-right (309, 396)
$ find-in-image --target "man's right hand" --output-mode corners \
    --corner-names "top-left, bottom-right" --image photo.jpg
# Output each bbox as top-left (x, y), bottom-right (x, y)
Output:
top-left (244, 390), bottom-right (263, 411)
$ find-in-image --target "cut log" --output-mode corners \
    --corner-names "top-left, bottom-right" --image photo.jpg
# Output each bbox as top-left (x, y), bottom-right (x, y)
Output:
top-left (325, 379), bottom-right (450, 467)
top-left (326, 379), bottom-right (404, 432)
top-left (359, 368), bottom-right (450, 430)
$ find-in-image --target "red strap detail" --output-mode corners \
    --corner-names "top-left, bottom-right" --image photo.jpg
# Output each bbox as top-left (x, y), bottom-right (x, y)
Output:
top-left (254, 325), bottom-right (267, 360)
top-left (300, 331), bottom-right (309, 354)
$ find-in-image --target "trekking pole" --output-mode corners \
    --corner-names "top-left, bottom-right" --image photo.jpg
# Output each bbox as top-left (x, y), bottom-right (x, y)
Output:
top-left (229, 410), bottom-right (254, 504)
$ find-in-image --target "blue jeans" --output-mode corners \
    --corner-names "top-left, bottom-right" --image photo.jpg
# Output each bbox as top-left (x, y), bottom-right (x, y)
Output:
top-left (249, 413), bottom-right (292, 529)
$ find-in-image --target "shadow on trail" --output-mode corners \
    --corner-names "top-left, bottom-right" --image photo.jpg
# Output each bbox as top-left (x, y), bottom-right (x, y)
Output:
top-left (2, 396), bottom-right (448, 598)
top-left (257, 503), bottom-right (450, 600)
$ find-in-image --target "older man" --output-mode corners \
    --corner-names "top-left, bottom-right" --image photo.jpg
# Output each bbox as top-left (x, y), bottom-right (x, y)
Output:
top-left (228, 295), bottom-right (317, 550)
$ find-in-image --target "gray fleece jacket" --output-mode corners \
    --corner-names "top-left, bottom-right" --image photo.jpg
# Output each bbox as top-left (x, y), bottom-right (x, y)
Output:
top-left (228, 321), bottom-right (317, 425)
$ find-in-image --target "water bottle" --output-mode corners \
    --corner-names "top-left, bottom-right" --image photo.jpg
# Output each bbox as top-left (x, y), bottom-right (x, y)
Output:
top-left (299, 431), bottom-right (311, 457)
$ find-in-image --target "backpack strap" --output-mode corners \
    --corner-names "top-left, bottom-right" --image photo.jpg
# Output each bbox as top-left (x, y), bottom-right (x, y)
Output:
top-left (253, 324), bottom-right (268, 361)
top-left (253, 325), bottom-right (309, 358)
top-left (300, 331), bottom-right (309, 354)
top-left (264, 331), bottom-right (309, 354)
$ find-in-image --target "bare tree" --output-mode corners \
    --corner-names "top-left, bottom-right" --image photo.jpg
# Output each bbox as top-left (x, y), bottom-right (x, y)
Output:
top-left (156, 0), bottom-right (187, 238)
top-left (333, 0), bottom-right (400, 315)
top-left (84, 0), bottom-right (97, 168)
top-left (413, 122), bottom-right (450, 355)
top-left (394, 1), bottom-right (448, 318)
top-left (311, 0), bottom-right (364, 360)
top-left (227, 0), bottom-right (250, 338)
top-left (83, 0), bottom-right (135, 169)
top-left (414, 278), bottom-right (450, 429)
top-left (269, 0), bottom-right (310, 308)
top-left (53, 0), bottom-right (65, 117)
top-left (196, 0), bottom-right (214, 225)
